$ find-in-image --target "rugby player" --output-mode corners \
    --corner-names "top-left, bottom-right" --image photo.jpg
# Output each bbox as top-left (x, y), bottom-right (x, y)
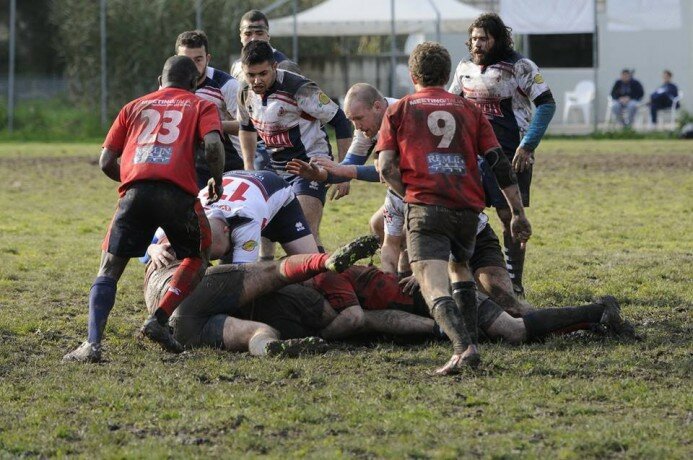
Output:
top-left (377, 42), bottom-right (532, 375)
top-left (230, 9), bottom-right (293, 82)
top-left (312, 265), bottom-right (636, 345)
top-left (448, 13), bottom-right (556, 298)
top-left (145, 169), bottom-right (318, 266)
top-left (237, 40), bottom-right (352, 250)
top-left (175, 30), bottom-right (244, 186)
top-left (63, 56), bottom-right (225, 363)
top-left (144, 234), bottom-right (380, 351)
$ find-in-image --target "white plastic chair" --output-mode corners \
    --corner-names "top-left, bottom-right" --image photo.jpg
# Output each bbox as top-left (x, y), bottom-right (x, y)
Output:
top-left (562, 80), bottom-right (595, 124)
top-left (656, 90), bottom-right (683, 130)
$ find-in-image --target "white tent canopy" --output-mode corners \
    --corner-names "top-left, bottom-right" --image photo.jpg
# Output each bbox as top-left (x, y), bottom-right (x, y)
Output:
top-left (270, 0), bottom-right (483, 37)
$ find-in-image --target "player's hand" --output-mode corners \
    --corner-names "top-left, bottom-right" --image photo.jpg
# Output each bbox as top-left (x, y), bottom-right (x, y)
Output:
top-left (149, 243), bottom-right (176, 269)
top-left (399, 275), bottom-right (420, 296)
top-left (328, 182), bottom-right (350, 201)
top-left (512, 147), bottom-right (534, 173)
top-left (311, 157), bottom-right (342, 174)
top-left (206, 178), bottom-right (223, 205)
top-left (286, 159), bottom-right (327, 182)
top-left (510, 214), bottom-right (532, 249)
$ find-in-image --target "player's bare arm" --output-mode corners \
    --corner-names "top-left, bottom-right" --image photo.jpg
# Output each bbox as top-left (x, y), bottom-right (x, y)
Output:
top-left (203, 131), bottom-right (225, 203)
top-left (99, 148), bottom-right (121, 182)
top-left (222, 120), bottom-right (240, 135)
top-left (484, 146), bottom-right (532, 244)
top-left (239, 130), bottom-right (257, 170)
top-left (378, 150), bottom-right (405, 197)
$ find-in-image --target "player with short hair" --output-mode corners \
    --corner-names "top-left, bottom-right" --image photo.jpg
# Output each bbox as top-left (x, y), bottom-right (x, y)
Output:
top-left (63, 56), bottom-right (225, 363)
top-left (175, 30), bottom-right (244, 186)
top-left (377, 42), bottom-right (532, 375)
top-left (237, 40), bottom-right (352, 251)
top-left (448, 13), bottom-right (556, 298)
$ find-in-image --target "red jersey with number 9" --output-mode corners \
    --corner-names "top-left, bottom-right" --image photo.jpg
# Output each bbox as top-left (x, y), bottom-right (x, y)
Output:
top-left (375, 87), bottom-right (499, 211)
top-left (103, 87), bottom-right (222, 196)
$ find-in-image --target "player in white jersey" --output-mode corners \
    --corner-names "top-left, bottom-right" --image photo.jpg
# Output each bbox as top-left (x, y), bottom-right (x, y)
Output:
top-left (237, 41), bottom-right (352, 251)
top-left (175, 30), bottom-right (244, 185)
top-left (448, 13), bottom-right (556, 298)
top-left (145, 170), bottom-right (317, 266)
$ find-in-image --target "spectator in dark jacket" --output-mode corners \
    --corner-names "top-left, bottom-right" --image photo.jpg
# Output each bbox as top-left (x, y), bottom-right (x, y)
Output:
top-left (649, 70), bottom-right (679, 124)
top-left (610, 69), bottom-right (644, 128)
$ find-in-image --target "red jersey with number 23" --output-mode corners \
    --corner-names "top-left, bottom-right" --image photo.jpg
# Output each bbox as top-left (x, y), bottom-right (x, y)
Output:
top-left (103, 87), bottom-right (222, 197)
top-left (375, 87), bottom-right (499, 211)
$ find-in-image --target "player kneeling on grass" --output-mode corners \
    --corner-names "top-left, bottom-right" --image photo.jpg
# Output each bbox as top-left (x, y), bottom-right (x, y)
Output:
top-left (377, 42), bottom-right (532, 375)
top-left (64, 56), bottom-right (225, 363)
top-left (144, 229), bottom-right (379, 355)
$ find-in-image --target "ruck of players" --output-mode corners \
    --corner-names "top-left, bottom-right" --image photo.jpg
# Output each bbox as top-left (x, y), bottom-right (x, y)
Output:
top-left (64, 11), bottom-right (638, 375)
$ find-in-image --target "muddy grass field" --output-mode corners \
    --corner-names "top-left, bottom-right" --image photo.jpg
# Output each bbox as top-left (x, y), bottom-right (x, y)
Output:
top-left (0, 140), bottom-right (691, 458)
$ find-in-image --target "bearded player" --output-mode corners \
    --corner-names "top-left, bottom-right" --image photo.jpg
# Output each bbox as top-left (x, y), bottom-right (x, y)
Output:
top-left (448, 13), bottom-right (556, 298)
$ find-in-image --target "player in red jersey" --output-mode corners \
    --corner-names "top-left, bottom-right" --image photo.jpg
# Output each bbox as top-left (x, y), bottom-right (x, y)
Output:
top-left (377, 42), bottom-right (532, 375)
top-left (63, 56), bottom-right (225, 363)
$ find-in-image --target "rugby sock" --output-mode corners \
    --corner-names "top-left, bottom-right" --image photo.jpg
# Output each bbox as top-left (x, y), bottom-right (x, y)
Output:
top-left (87, 276), bottom-right (118, 343)
top-left (503, 234), bottom-right (526, 289)
top-left (279, 253), bottom-right (330, 282)
top-left (430, 296), bottom-right (471, 354)
top-left (451, 281), bottom-right (479, 345)
top-left (156, 257), bottom-right (204, 321)
top-left (522, 303), bottom-right (605, 341)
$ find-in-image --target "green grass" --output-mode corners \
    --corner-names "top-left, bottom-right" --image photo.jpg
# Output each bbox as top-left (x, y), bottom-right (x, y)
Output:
top-left (0, 139), bottom-right (691, 458)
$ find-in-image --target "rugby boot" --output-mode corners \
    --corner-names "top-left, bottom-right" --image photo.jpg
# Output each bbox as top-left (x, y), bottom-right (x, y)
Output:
top-left (63, 341), bottom-right (102, 363)
top-left (325, 234), bottom-right (380, 273)
top-left (264, 337), bottom-right (329, 358)
top-left (597, 296), bottom-right (639, 339)
top-left (140, 316), bottom-right (184, 353)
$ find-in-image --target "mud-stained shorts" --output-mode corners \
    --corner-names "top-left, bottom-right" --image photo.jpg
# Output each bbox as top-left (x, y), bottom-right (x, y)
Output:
top-left (405, 203), bottom-right (478, 263)
top-left (169, 264), bottom-right (246, 347)
top-left (238, 284), bottom-right (326, 339)
top-left (469, 223), bottom-right (506, 273)
top-left (103, 181), bottom-right (210, 259)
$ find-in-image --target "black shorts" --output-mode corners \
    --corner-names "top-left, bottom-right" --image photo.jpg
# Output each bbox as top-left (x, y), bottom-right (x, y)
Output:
top-left (170, 264), bottom-right (246, 347)
top-left (469, 223), bottom-right (506, 273)
top-left (103, 181), bottom-right (210, 259)
top-left (480, 154), bottom-right (532, 208)
top-left (261, 197), bottom-right (312, 244)
top-left (239, 284), bottom-right (326, 339)
top-left (405, 203), bottom-right (478, 263)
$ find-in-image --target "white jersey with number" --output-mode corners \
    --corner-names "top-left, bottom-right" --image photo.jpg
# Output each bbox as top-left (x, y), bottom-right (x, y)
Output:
top-left (200, 171), bottom-right (294, 263)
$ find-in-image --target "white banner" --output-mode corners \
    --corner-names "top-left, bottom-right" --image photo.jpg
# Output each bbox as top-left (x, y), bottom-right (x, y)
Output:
top-left (500, 0), bottom-right (595, 34)
top-left (607, 0), bottom-right (681, 31)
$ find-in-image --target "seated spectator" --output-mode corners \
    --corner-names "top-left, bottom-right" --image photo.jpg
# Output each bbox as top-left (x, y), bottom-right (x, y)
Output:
top-left (610, 69), bottom-right (644, 128)
top-left (649, 70), bottom-right (679, 124)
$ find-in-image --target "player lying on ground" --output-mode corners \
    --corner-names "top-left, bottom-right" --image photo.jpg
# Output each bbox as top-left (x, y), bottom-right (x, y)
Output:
top-left (310, 265), bottom-right (637, 344)
top-left (64, 56), bottom-right (225, 363)
top-left (143, 234), bottom-right (380, 353)
top-left (143, 169), bottom-right (318, 266)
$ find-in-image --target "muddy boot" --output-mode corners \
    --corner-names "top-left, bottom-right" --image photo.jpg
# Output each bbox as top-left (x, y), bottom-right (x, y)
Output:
top-left (140, 316), bottom-right (184, 353)
top-left (325, 234), bottom-right (380, 273)
top-left (63, 341), bottom-right (102, 363)
top-left (264, 337), bottom-right (329, 357)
